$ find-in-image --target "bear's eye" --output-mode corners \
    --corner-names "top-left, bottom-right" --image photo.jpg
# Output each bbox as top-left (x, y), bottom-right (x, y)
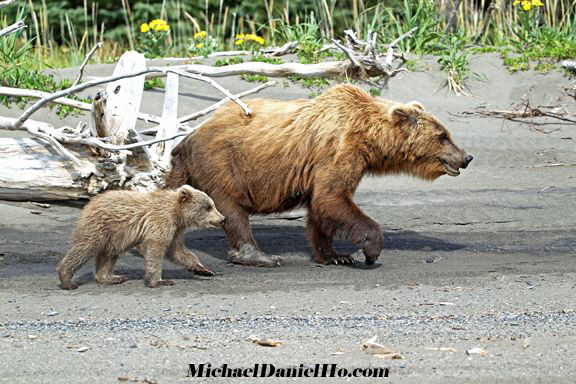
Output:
top-left (206, 205), bottom-right (212, 212)
top-left (438, 133), bottom-right (448, 142)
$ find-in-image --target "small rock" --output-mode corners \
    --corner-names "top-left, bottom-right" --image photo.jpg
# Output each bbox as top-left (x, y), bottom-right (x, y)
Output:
top-left (32, 202), bottom-right (51, 209)
top-left (27, 334), bottom-right (38, 340)
top-left (29, 210), bottom-right (41, 215)
top-left (47, 311), bottom-right (59, 317)
top-left (522, 338), bottom-right (530, 349)
top-left (425, 255), bottom-right (435, 263)
top-left (466, 347), bottom-right (487, 356)
top-left (128, 344), bottom-right (137, 349)
top-left (399, 362), bottom-right (406, 368)
top-left (77, 346), bottom-right (89, 353)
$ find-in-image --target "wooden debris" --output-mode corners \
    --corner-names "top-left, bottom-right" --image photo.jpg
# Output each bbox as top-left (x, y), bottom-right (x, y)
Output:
top-left (247, 335), bottom-right (283, 347)
top-left (361, 335), bottom-right (404, 360)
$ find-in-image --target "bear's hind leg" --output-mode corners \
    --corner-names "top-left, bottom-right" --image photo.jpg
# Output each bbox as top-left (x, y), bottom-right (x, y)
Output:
top-left (216, 197), bottom-right (282, 267)
top-left (306, 216), bottom-right (355, 265)
top-left (95, 252), bottom-right (128, 285)
top-left (57, 245), bottom-right (97, 290)
top-left (168, 232), bottom-right (215, 276)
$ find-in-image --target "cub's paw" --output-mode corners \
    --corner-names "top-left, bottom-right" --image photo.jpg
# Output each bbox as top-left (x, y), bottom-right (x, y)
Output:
top-left (146, 279), bottom-right (175, 288)
top-left (189, 264), bottom-right (216, 277)
top-left (96, 275), bottom-right (128, 285)
top-left (229, 244), bottom-right (283, 267)
top-left (59, 282), bottom-right (79, 290)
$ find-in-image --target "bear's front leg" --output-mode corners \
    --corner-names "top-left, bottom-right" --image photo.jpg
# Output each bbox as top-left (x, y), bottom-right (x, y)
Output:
top-left (142, 241), bottom-right (174, 288)
top-left (310, 195), bottom-right (384, 265)
top-left (213, 196), bottom-right (283, 267)
top-left (306, 215), bottom-right (355, 265)
top-left (168, 232), bottom-right (215, 276)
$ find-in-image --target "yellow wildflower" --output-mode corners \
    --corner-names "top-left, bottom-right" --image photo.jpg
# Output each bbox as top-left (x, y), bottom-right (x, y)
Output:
top-left (149, 19), bottom-right (167, 29)
top-left (140, 23), bottom-right (150, 33)
top-left (194, 31), bottom-right (207, 39)
top-left (196, 43), bottom-right (204, 49)
top-left (154, 24), bottom-right (170, 32)
top-left (235, 33), bottom-right (265, 45)
top-left (513, 0), bottom-right (543, 11)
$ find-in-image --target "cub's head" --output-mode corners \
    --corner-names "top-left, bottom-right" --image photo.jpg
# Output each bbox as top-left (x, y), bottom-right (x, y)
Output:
top-left (177, 185), bottom-right (225, 228)
top-left (388, 102), bottom-right (473, 180)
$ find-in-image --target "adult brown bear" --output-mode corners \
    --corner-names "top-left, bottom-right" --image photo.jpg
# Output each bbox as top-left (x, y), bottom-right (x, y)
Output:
top-left (166, 84), bottom-right (472, 266)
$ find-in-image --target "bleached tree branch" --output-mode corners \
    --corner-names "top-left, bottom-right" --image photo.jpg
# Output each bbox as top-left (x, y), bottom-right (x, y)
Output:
top-left (0, 19), bottom-right (26, 38)
top-left (73, 42), bottom-right (103, 87)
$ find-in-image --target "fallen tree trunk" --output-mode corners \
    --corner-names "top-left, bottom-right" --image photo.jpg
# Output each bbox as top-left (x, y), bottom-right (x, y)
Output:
top-left (0, 138), bottom-right (94, 201)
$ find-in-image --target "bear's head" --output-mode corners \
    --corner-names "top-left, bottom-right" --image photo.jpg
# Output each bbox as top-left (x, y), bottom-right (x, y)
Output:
top-left (387, 102), bottom-right (473, 180)
top-left (177, 185), bottom-right (225, 228)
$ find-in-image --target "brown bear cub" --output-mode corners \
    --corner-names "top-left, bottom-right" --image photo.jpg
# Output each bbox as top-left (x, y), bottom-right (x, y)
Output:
top-left (166, 84), bottom-right (473, 267)
top-left (57, 186), bottom-right (224, 289)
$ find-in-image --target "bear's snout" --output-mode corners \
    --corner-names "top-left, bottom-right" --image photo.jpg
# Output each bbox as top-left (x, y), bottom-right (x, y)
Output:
top-left (461, 154), bottom-right (473, 169)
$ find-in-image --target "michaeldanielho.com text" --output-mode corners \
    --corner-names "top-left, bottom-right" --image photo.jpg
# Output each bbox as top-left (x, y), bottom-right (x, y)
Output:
top-left (187, 364), bottom-right (390, 378)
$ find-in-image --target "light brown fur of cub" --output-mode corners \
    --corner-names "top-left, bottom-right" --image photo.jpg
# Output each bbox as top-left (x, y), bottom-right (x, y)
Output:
top-left (57, 185), bottom-right (224, 289)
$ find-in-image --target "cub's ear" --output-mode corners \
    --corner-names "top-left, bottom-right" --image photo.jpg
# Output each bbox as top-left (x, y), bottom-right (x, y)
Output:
top-left (388, 104), bottom-right (419, 127)
top-left (407, 101), bottom-right (425, 111)
top-left (178, 186), bottom-right (194, 203)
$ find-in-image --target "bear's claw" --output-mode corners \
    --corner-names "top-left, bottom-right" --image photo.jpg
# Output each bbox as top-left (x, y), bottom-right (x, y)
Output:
top-left (324, 254), bottom-right (356, 265)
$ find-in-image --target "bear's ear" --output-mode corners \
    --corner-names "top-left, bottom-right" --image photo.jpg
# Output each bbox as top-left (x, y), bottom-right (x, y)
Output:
top-left (178, 186), bottom-right (193, 204)
top-left (388, 104), bottom-right (418, 128)
top-left (407, 101), bottom-right (425, 111)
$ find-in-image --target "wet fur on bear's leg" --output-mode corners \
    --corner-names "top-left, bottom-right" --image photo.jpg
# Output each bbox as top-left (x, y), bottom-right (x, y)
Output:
top-left (209, 194), bottom-right (283, 267)
top-left (228, 244), bottom-right (283, 267)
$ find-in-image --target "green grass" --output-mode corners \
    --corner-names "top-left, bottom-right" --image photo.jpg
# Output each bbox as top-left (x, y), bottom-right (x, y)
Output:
top-left (213, 56), bottom-right (244, 67)
top-left (143, 78), bottom-right (165, 89)
top-left (0, 33), bottom-right (89, 117)
top-left (0, 0), bottom-right (574, 97)
top-left (240, 74), bottom-right (269, 83)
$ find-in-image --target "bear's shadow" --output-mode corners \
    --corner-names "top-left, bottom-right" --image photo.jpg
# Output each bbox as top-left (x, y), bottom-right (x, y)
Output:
top-left (183, 225), bottom-right (465, 261)
top-left (74, 226), bottom-right (465, 285)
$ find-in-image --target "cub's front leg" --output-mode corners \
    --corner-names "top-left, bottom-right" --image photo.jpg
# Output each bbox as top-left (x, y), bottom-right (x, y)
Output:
top-left (141, 240), bottom-right (174, 288)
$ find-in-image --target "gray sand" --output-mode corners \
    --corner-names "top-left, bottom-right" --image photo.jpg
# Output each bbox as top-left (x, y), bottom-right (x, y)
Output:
top-left (1, 54), bottom-right (576, 383)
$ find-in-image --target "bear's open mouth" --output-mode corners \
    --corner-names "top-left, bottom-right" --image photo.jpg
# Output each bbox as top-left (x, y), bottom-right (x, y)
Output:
top-left (441, 159), bottom-right (460, 176)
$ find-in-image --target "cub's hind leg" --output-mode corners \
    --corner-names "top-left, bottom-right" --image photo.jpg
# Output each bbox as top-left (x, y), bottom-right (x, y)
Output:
top-left (57, 245), bottom-right (97, 290)
top-left (95, 251), bottom-right (128, 285)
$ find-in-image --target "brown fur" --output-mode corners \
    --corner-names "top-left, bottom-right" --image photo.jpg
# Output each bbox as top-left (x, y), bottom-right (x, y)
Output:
top-left (166, 84), bottom-right (472, 266)
top-left (57, 185), bottom-right (224, 289)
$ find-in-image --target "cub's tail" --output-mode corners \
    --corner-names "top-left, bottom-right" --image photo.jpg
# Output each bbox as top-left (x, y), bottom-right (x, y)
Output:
top-left (163, 139), bottom-right (190, 189)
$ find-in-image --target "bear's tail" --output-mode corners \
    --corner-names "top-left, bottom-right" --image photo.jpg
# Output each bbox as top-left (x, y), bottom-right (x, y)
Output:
top-left (163, 140), bottom-right (190, 189)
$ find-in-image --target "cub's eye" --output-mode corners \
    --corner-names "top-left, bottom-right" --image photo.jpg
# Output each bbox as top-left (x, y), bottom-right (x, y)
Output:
top-left (206, 205), bottom-right (212, 212)
top-left (438, 133), bottom-right (448, 142)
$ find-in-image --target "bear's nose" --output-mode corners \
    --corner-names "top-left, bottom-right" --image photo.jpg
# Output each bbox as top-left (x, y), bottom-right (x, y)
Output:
top-left (462, 154), bottom-right (473, 168)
